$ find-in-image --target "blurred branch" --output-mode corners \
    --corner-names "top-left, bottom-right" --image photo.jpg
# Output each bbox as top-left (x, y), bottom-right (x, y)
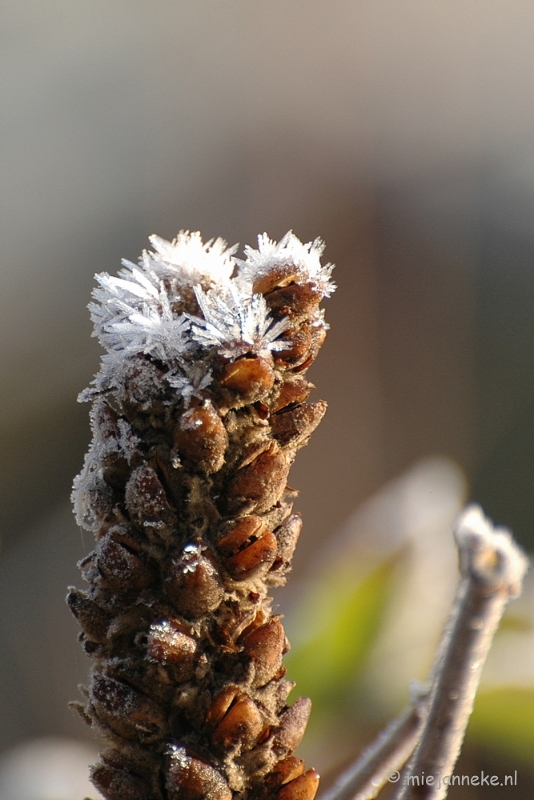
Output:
top-left (321, 505), bottom-right (528, 800)
top-left (319, 693), bottom-right (427, 800)
top-left (393, 505), bottom-right (528, 800)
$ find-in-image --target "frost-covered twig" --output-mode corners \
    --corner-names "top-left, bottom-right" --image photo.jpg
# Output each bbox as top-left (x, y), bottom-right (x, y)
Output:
top-left (393, 505), bottom-right (528, 800)
top-left (69, 230), bottom-right (333, 800)
top-left (319, 692), bottom-right (427, 800)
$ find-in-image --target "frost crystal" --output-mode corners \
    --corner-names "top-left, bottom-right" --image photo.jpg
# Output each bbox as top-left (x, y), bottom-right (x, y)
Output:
top-left (166, 360), bottom-right (213, 406)
top-left (90, 267), bottom-right (190, 361)
top-left (190, 285), bottom-right (289, 358)
top-left (236, 230), bottom-right (336, 296)
top-left (137, 231), bottom-right (236, 291)
top-left (72, 400), bottom-right (140, 530)
top-left (81, 230), bottom-right (333, 406)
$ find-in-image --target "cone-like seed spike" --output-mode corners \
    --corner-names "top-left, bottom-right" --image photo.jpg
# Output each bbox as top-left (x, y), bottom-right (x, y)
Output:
top-left (70, 230), bottom-right (333, 800)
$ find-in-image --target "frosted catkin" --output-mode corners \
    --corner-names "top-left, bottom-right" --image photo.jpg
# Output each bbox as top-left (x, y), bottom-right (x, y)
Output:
top-left (69, 231), bottom-right (334, 800)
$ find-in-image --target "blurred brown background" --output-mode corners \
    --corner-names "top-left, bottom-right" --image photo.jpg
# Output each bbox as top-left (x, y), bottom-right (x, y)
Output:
top-left (1, 1), bottom-right (534, 797)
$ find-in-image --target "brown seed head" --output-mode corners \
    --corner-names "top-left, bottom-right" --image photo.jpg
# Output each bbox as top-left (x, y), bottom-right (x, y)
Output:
top-left (90, 760), bottom-right (151, 800)
top-left (271, 378), bottom-right (313, 413)
top-left (205, 686), bottom-right (239, 728)
top-left (241, 617), bottom-right (286, 687)
top-left (66, 588), bottom-right (110, 643)
top-left (264, 282), bottom-right (322, 316)
top-left (224, 530), bottom-right (278, 580)
top-left (271, 401), bottom-right (327, 448)
top-left (165, 745), bottom-right (232, 800)
top-left (252, 265), bottom-right (300, 295)
top-left (125, 464), bottom-right (176, 536)
top-left (173, 401), bottom-right (228, 473)
top-left (146, 618), bottom-right (198, 680)
top-left (220, 355), bottom-right (275, 402)
top-left (216, 516), bottom-right (265, 557)
top-left (271, 515), bottom-right (303, 574)
top-left (226, 443), bottom-right (289, 514)
top-left (274, 324), bottom-right (313, 368)
top-left (96, 529), bottom-right (155, 592)
top-left (266, 757), bottom-right (305, 790)
top-left (166, 544), bottom-right (224, 619)
top-left (91, 675), bottom-right (167, 743)
top-left (211, 693), bottom-right (264, 751)
top-left (276, 769), bottom-right (320, 800)
top-left (273, 697), bottom-right (312, 755)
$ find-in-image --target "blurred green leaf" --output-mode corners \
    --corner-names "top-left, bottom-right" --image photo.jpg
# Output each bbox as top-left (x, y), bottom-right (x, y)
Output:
top-left (285, 555), bottom-right (398, 711)
top-left (468, 688), bottom-right (534, 764)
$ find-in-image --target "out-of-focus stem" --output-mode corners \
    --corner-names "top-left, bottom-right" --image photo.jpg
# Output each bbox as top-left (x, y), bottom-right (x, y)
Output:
top-left (393, 505), bottom-right (528, 800)
top-left (319, 698), bottom-right (426, 800)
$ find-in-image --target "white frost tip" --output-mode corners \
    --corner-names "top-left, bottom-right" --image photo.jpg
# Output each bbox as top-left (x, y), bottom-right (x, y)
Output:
top-left (141, 231), bottom-right (237, 288)
top-left (165, 743), bottom-right (189, 768)
top-left (454, 504), bottom-right (529, 596)
top-left (81, 229), bottom-right (334, 405)
top-left (236, 231), bottom-right (336, 296)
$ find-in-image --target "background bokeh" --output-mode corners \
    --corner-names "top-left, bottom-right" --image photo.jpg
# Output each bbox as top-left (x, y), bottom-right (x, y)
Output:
top-left (1, 2), bottom-right (534, 797)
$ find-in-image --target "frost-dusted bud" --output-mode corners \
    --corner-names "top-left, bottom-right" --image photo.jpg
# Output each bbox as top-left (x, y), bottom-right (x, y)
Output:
top-left (96, 528), bottom-right (155, 592)
top-left (276, 769), bottom-right (320, 800)
top-left (67, 588), bottom-right (111, 642)
top-left (274, 324), bottom-right (313, 367)
top-left (241, 617), bottom-right (286, 686)
top-left (217, 515), bottom-right (265, 556)
top-left (74, 464), bottom-right (115, 531)
top-left (292, 323), bottom-right (327, 374)
top-left (225, 531), bottom-right (278, 580)
top-left (264, 282), bottom-right (323, 317)
top-left (92, 396), bottom-right (120, 436)
top-left (205, 686), bottom-right (239, 728)
top-left (125, 464), bottom-right (176, 536)
top-left (271, 401), bottom-right (327, 448)
top-left (91, 760), bottom-right (151, 800)
top-left (271, 378), bottom-right (313, 413)
top-left (227, 443), bottom-right (289, 514)
top-left (252, 266), bottom-right (301, 296)
top-left (210, 693), bottom-right (264, 751)
top-left (165, 745), bottom-right (232, 800)
top-left (273, 698), bottom-right (312, 755)
top-left (266, 757), bottom-right (305, 790)
top-left (174, 401), bottom-right (228, 473)
top-left (166, 543), bottom-right (224, 619)
top-left (219, 355), bottom-right (275, 402)
top-left (217, 516), bottom-right (277, 579)
top-left (91, 675), bottom-right (167, 743)
top-left (271, 515), bottom-right (302, 574)
top-left (146, 618), bottom-right (198, 681)
top-left (119, 357), bottom-right (168, 414)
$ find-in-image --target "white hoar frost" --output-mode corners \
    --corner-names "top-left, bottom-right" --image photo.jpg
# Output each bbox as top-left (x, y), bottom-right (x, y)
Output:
top-left (80, 230), bottom-right (331, 405)
top-left (91, 271), bottom-right (190, 362)
top-left (139, 231), bottom-right (236, 289)
top-left (166, 360), bottom-right (213, 407)
top-left (236, 230), bottom-right (336, 297)
top-left (72, 400), bottom-right (140, 530)
top-left (190, 284), bottom-right (289, 359)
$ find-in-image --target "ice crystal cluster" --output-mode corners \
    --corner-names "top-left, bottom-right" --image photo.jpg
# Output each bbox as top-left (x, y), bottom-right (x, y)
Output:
top-left (69, 231), bottom-right (334, 800)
